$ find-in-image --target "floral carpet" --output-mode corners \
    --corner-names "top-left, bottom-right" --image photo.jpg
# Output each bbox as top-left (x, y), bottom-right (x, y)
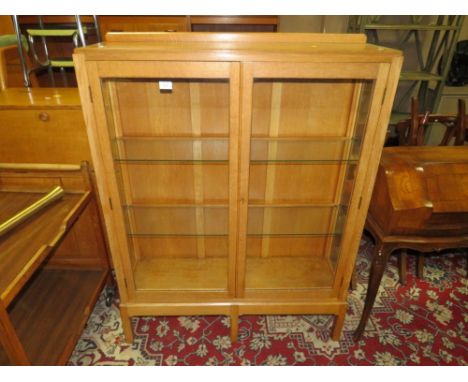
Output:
top-left (68, 237), bottom-right (468, 365)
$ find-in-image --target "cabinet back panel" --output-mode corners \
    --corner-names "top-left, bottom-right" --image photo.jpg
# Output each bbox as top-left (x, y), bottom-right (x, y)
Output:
top-left (110, 80), bottom-right (229, 137)
top-left (251, 80), bottom-right (355, 137)
top-left (249, 163), bottom-right (345, 204)
top-left (124, 206), bottom-right (228, 235)
top-left (116, 163), bottom-right (229, 204)
top-left (132, 237), bottom-right (228, 259)
top-left (246, 236), bottom-right (330, 258)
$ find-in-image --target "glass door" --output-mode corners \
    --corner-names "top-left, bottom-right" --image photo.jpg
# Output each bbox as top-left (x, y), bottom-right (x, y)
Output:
top-left (238, 62), bottom-right (388, 294)
top-left (92, 61), bottom-right (239, 295)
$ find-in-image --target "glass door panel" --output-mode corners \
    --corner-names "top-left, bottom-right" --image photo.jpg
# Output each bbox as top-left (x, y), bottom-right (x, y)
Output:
top-left (244, 77), bottom-right (374, 291)
top-left (102, 76), bottom-right (232, 292)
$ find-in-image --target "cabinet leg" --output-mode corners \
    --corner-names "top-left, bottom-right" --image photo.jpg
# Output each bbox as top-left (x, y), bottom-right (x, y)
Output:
top-left (230, 307), bottom-right (239, 343)
top-left (331, 305), bottom-right (346, 341)
top-left (119, 308), bottom-right (134, 344)
top-left (398, 249), bottom-right (408, 285)
top-left (354, 243), bottom-right (393, 341)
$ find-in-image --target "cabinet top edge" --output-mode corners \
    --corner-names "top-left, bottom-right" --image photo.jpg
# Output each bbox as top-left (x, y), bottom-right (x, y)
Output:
top-left (74, 32), bottom-right (402, 61)
top-left (104, 32), bottom-right (368, 44)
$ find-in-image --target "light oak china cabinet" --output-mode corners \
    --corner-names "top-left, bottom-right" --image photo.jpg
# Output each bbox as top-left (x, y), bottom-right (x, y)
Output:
top-left (74, 32), bottom-right (402, 342)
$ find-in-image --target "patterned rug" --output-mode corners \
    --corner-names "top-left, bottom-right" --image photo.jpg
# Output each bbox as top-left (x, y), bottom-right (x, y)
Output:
top-left (68, 237), bottom-right (468, 365)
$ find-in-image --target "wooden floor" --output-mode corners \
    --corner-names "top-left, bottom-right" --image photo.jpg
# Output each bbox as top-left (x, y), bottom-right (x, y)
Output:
top-left (0, 268), bottom-right (106, 365)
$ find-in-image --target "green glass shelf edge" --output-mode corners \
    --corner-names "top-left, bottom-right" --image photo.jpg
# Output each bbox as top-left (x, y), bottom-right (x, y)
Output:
top-left (363, 24), bottom-right (458, 31)
top-left (114, 159), bottom-right (358, 164)
top-left (127, 233), bottom-right (342, 237)
top-left (123, 204), bottom-right (345, 208)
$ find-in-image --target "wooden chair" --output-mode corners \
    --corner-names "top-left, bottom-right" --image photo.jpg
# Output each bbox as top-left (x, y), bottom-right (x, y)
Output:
top-left (0, 16), bottom-right (38, 89)
top-left (397, 97), bottom-right (466, 147)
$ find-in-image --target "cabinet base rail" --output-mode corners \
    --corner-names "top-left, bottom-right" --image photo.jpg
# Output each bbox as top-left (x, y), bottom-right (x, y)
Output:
top-left (119, 300), bottom-right (347, 343)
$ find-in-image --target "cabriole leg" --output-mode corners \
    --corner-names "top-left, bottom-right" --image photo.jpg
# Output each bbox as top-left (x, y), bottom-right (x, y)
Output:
top-left (354, 243), bottom-right (393, 341)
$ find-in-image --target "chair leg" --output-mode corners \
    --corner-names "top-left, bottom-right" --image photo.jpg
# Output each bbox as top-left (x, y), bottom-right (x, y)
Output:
top-left (417, 254), bottom-right (425, 279)
top-left (350, 268), bottom-right (358, 290)
top-left (354, 242), bottom-right (393, 341)
top-left (398, 249), bottom-right (408, 285)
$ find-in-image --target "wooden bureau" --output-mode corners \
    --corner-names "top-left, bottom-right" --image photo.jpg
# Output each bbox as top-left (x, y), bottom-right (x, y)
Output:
top-left (355, 146), bottom-right (468, 340)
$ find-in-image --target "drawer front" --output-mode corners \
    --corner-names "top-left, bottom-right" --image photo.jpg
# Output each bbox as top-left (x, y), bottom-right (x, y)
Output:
top-left (0, 109), bottom-right (91, 164)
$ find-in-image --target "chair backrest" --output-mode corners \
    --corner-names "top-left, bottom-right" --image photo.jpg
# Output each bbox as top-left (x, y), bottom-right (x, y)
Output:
top-left (396, 97), bottom-right (467, 146)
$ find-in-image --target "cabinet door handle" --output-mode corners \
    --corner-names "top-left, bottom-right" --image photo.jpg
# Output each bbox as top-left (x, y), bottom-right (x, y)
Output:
top-left (38, 112), bottom-right (50, 122)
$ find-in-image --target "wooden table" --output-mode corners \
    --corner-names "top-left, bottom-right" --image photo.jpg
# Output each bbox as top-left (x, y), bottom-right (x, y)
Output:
top-left (0, 163), bottom-right (109, 365)
top-left (354, 146), bottom-right (468, 340)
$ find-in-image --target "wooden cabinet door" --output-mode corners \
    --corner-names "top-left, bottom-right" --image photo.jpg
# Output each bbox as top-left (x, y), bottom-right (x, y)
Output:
top-left (84, 61), bottom-right (240, 301)
top-left (237, 61), bottom-right (391, 298)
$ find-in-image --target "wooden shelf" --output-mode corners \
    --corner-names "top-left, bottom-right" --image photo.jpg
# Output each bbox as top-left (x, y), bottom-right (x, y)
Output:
top-left (245, 257), bottom-right (334, 290)
top-left (134, 258), bottom-right (228, 291)
top-left (0, 268), bottom-right (107, 365)
top-left (0, 191), bottom-right (90, 306)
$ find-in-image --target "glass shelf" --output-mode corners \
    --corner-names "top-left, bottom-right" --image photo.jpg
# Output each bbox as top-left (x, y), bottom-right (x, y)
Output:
top-left (250, 138), bottom-right (362, 162)
top-left (110, 137), bottom-right (361, 164)
top-left (111, 137), bottom-right (229, 162)
top-left (247, 205), bottom-right (347, 236)
top-left (115, 159), bottom-right (229, 164)
top-left (123, 205), bottom-right (229, 236)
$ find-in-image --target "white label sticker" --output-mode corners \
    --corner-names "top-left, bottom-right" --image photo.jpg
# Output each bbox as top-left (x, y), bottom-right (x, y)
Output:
top-left (159, 81), bottom-right (173, 90)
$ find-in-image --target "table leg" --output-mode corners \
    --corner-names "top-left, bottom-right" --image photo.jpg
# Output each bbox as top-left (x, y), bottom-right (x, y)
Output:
top-left (353, 243), bottom-right (393, 341)
top-left (417, 254), bottom-right (425, 279)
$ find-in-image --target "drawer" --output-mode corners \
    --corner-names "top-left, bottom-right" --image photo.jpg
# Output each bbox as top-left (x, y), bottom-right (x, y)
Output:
top-left (0, 109), bottom-right (91, 164)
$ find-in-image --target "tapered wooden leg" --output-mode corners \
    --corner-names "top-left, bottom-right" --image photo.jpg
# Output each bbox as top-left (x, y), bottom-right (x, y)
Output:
top-left (0, 304), bottom-right (30, 365)
top-left (230, 306), bottom-right (239, 342)
top-left (354, 243), bottom-right (393, 341)
top-left (331, 305), bottom-right (347, 341)
top-left (398, 249), bottom-right (408, 285)
top-left (417, 254), bottom-right (425, 279)
top-left (119, 308), bottom-right (134, 344)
